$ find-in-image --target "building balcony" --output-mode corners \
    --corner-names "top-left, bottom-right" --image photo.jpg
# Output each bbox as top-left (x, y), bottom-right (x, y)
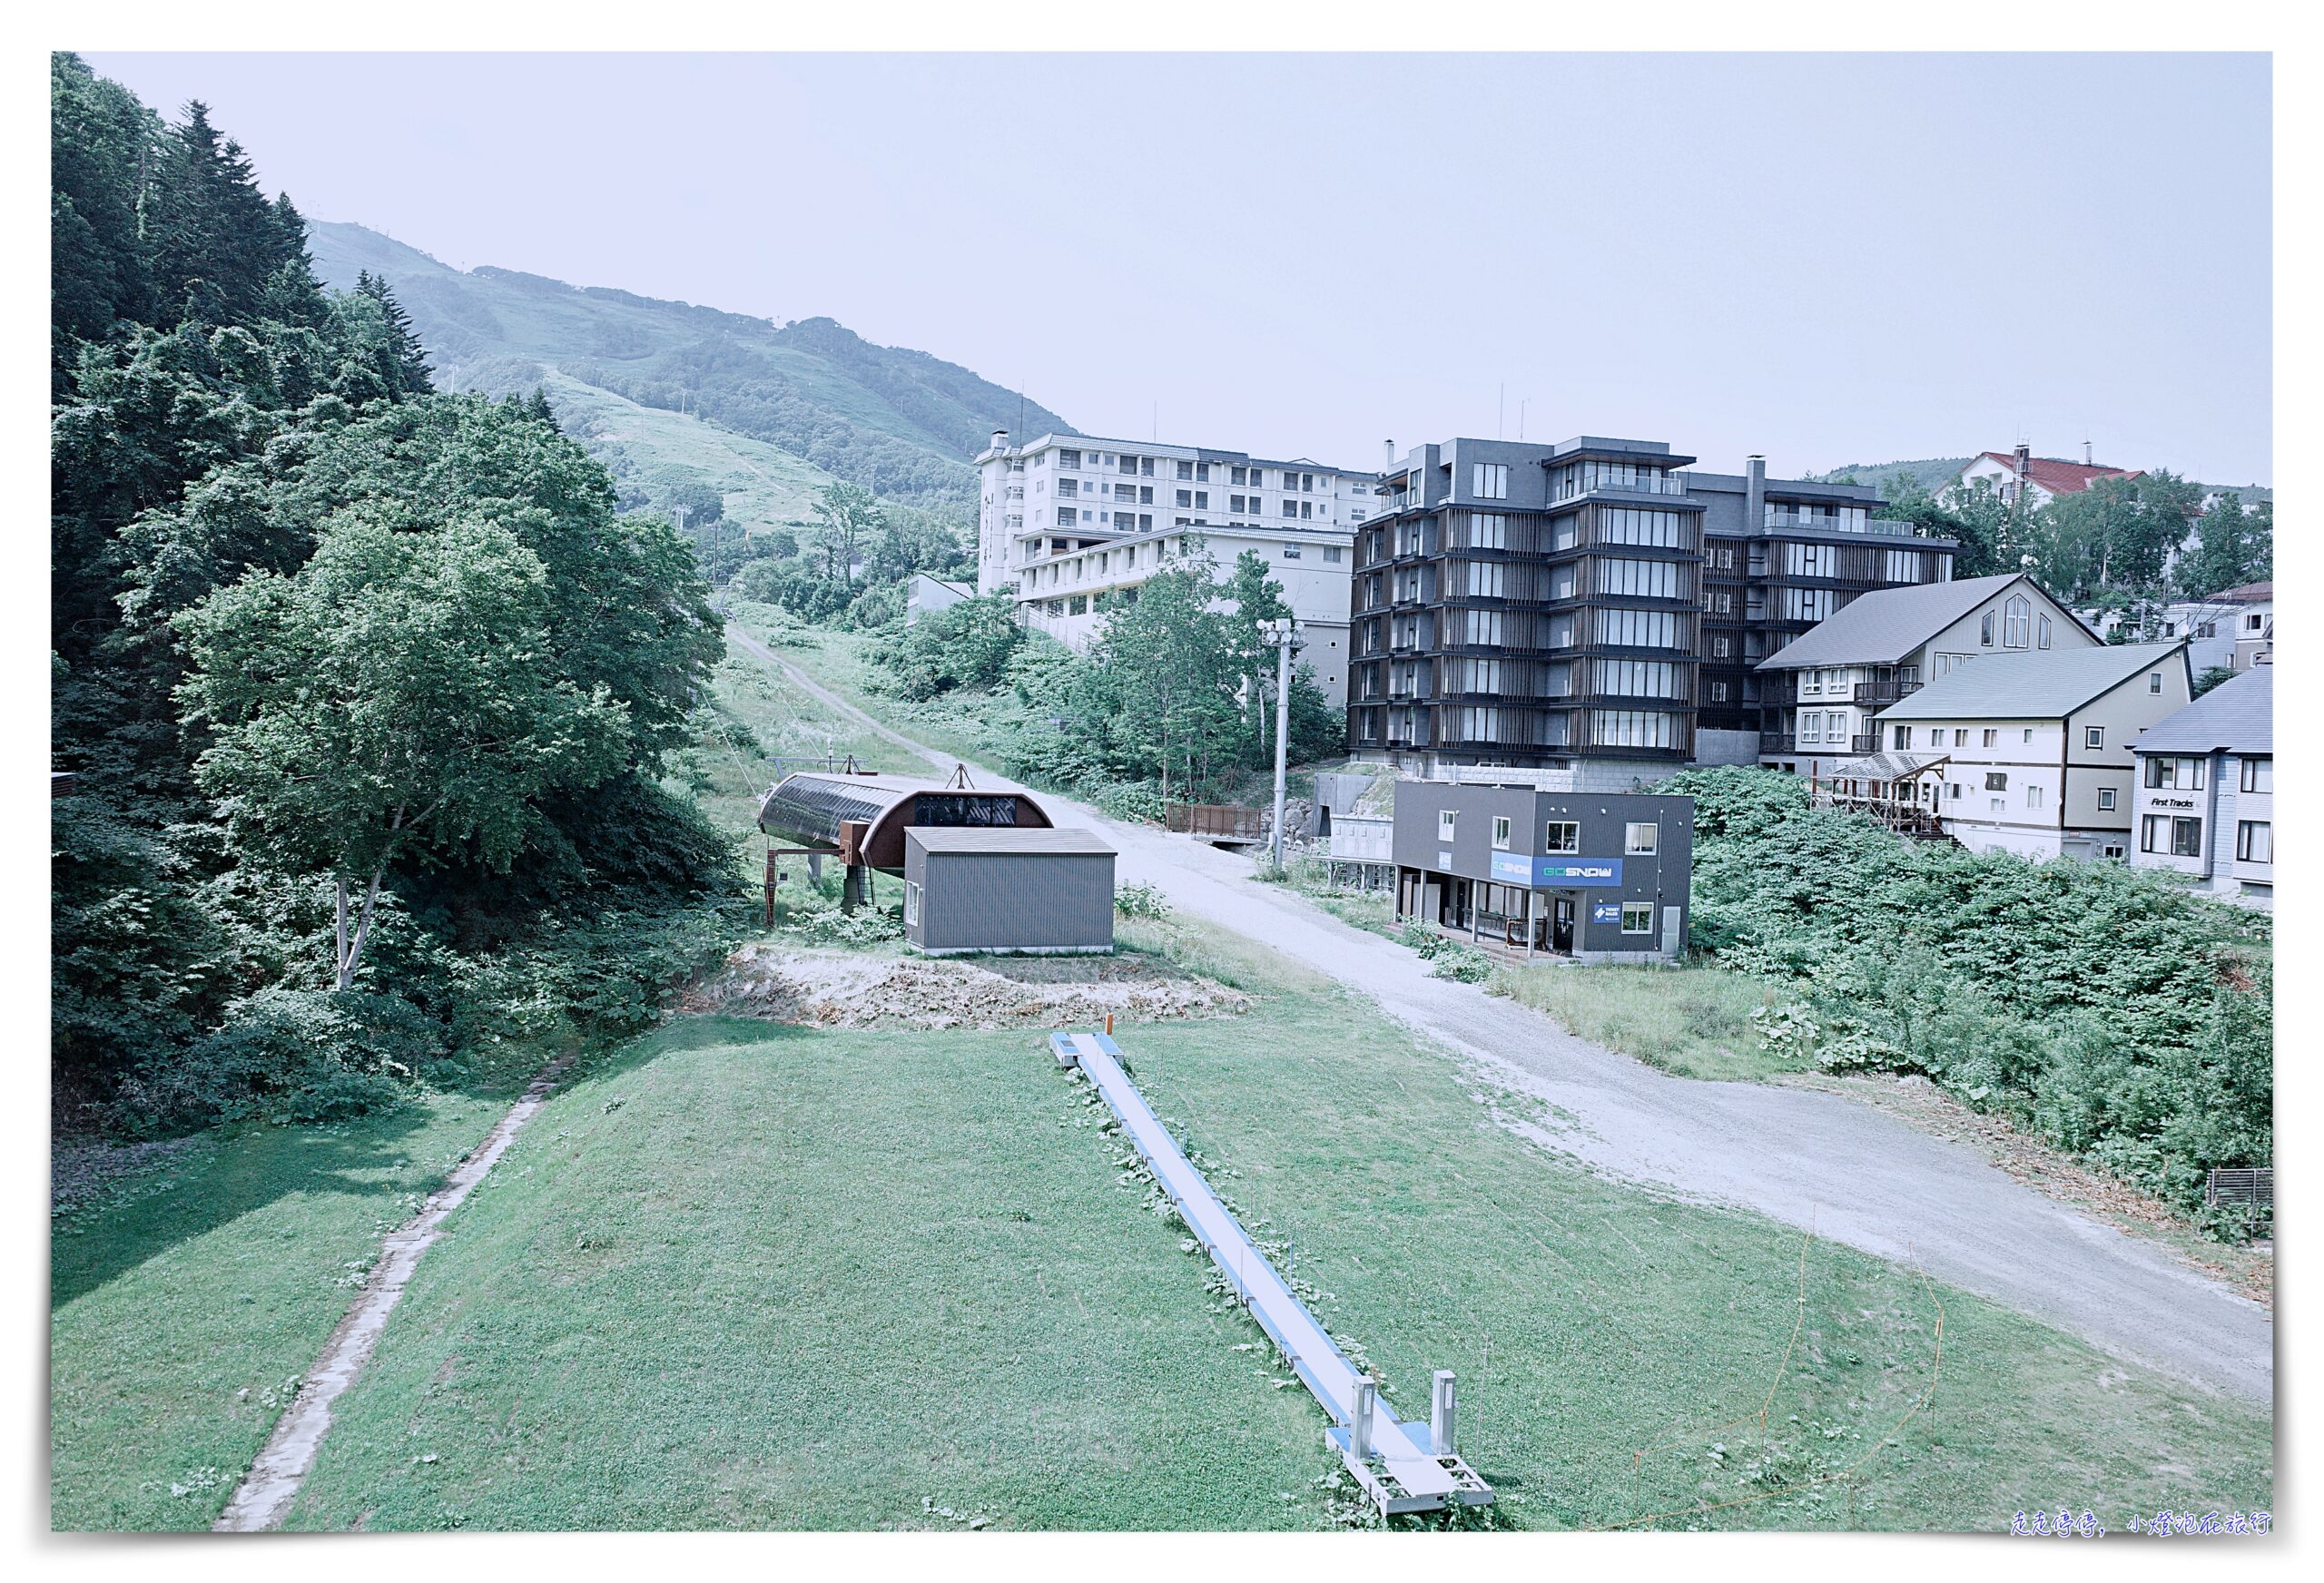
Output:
top-left (1852, 680), bottom-right (1923, 707)
top-left (1850, 733), bottom-right (1877, 755)
top-left (1760, 732), bottom-right (1797, 755)
top-left (1554, 475), bottom-right (1690, 502)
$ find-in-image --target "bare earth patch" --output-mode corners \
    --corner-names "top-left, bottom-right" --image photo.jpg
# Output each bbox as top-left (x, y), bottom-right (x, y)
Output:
top-left (1777, 1071), bottom-right (2274, 1309)
top-left (677, 943), bottom-right (1256, 1030)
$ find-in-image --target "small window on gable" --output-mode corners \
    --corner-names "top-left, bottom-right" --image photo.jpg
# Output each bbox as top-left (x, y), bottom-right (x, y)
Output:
top-left (2150, 672), bottom-right (2162, 693)
top-left (2085, 726), bottom-right (2105, 750)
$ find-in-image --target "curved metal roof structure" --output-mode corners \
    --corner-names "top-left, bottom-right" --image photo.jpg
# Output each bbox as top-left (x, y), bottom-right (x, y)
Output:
top-left (756, 772), bottom-right (1053, 870)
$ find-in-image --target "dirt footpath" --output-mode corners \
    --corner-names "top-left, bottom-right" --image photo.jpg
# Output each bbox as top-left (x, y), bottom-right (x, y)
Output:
top-left (680, 943), bottom-right (1255, 1030)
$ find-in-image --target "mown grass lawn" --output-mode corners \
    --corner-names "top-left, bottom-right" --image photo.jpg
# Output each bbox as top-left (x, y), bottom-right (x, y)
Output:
top-left (268, 919), bottom-right (2268, 1532)
top-left (49, 1083), bottom-right (526, 1530)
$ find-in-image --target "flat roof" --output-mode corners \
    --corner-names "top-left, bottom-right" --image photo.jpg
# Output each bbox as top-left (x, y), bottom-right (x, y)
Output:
top-left (906, 827), bottom-right (1118, 856)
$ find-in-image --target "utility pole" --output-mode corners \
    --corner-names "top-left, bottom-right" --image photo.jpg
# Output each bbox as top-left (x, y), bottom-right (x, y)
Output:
top-left (1261, 617), bottom-right (1302, 872)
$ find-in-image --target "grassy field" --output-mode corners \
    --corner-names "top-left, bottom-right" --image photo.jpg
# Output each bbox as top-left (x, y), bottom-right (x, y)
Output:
top-left (49, 1081), bottom-right (530, 1530)
top-left (675, 624), bottom-right (929, 885)
top-left (253, 916), bottom-right (2269, 1532)
top-left (542, 371), bottom-right (835, 530)
top-left (1489, 960), bottom-right (1793, 1083)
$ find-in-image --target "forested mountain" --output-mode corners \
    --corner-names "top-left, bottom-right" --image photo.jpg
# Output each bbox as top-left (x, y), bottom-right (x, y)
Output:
top-left (306, 221), bottom-right (1074, 514)
top-left (52, 54), bottom-right (738, 1135)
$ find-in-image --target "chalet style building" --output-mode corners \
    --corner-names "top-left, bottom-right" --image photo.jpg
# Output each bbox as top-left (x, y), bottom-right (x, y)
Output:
top-left (1869, 642), bottom-right (2193, 861)
top-left (2130, 665), bottom-right (2273, 909)
top-left (1754, 573), bottom-right (2099, 772)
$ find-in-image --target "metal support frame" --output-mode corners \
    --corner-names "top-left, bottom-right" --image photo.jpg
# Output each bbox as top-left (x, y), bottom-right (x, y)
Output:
top-left (1053, 1029), bottom-right (1492, 1516)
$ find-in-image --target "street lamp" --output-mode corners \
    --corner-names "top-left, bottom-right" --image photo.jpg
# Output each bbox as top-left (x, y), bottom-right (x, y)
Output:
top-left (1258, 618), bottom-right (1304, 871)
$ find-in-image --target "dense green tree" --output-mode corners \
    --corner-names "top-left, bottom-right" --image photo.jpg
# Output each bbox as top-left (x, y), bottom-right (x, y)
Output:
top-left (809, 480), bottom-right (883, 585)
top-left (2034, 471), bottom-right (2203, 598)
top-left (1084, 566), bottom-right (1243, 804)
top-left (2180, 492), bottom-right (2272, 597)
top-left (1874, 474), bottom-right (2010, 578)
top-left (178, 516), bottom-right (633, 989)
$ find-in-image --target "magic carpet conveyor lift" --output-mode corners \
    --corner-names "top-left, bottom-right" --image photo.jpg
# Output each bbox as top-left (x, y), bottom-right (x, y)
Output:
top-left (1052, 1030), bottom-right (1493, 1517)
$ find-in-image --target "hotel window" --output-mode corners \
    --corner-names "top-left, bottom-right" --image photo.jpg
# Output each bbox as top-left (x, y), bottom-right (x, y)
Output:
top-left (2004, 595), bottom-right (2031, 648)
top-left (1438, 810), bottom-right (1458, 841)
top-left (1473, 462), bottom-right (1510, 499)
top-left (1591, 709), bottom-right (1679, 749)
top-left (1625, 821), bottom-right (1658, 855)
top-left (1196, 462), bottom-right (1210, 483)
top-left (1176, 460), bottom-right (1193, 480)
top-left (1544, 821), bottom-right (1581, 854)
top-left (2024, 728), bottom-right (2034, 742)
top-left (1620, 902), bottom-right (1654, 935)
top-left (2098, 787), bottom-right (2117, 811)
top-left (2084, 726), bottom-right (2104, 750)
top-left (1056, 506), bottom-right (1078, 526)
top-left (2241, 756), bottom-right (2272, 793)
top-left (1492, 816), bottom-right (1512, 850)
top-left (1057, 449), bottom-right (1080, 469)
top-left (1282, 500), bottom-right (1298, 518)
top-left (1786, 543), bottom-right (1837, 578)
top-left (1599, 558), bottom-right (1682, 599)
top-left (2026, 785), bottom-right (2044, 809)
top-left (1892, 725), bottom-right (1913, 751)
top-left (1982, 729), bottom-right (1998, 747)
top-left (2142, 815), bottom-right (2203, 857)
top-left (1176, 489), bottom-right (1192, 508)
top-left (1469, 513), bottom-right (1510, 549)
top-left (2237, 821), bottom-right (2272, 864)
top-left (1985, 772), bottom-right (2008, 792)
top-left (1955, 729), bottom-right (1969, 747)
top-left (2144, 756), bottom-right (2206, 790)
top-left (1324, 546), bottom-right (1342, 563)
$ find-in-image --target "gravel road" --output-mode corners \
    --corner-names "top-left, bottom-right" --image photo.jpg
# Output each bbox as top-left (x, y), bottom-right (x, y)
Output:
top-left (733, 625), bottom-right (2275, 1403)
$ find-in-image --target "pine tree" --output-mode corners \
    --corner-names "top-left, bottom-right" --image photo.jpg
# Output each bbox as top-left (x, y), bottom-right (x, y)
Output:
top-left (150, 101), bottom-right (291, 328)
top-left (354, 270), bottom-right (433, 396)
top-left (525, 386), bottom-right (556, 426)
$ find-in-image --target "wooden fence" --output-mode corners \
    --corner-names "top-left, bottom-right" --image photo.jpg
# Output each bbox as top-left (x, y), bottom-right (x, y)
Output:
top-left (1165, 801), bottom-right (1264, 842)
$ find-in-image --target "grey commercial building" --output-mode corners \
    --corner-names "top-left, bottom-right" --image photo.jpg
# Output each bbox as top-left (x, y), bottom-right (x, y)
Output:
top-left (902, 827), bottom-right (1118, 956)
top-left (1345, 436), bottom-right (1956, 782)
top-left (1390, 778), bottom-right (1691, 962)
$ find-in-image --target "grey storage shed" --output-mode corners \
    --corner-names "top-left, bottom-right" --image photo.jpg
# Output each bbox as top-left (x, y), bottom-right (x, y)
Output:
top-left (902, 827), bottom-right (1118, 957)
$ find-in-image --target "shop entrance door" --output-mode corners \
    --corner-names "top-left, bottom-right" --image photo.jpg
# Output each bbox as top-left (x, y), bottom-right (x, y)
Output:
top-left (1552, 895), bottom-right (1576, 953)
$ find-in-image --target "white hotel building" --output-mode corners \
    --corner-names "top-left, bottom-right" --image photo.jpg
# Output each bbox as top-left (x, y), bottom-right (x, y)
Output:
top-left (974, 430), bottom-right (1377, 706)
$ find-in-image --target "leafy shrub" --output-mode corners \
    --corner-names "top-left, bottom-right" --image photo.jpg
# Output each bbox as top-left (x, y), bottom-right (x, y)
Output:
top-left (131, 987), bottom-right (446, 1128)
top-left (783, 908), bottom-right (904, 947)
top-left (1114, 881), bottom-right (1172, 921)
top-left (1664, 765), bottom-right (2273, 1228)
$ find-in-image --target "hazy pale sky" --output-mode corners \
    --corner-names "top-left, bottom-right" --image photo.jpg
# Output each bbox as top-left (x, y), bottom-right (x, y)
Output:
top-left (85, 52), bottom-right (2273, 485)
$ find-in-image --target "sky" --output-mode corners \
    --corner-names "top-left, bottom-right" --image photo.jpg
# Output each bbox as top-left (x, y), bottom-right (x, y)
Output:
top-left (84, 52), bottom-right (2274, 486)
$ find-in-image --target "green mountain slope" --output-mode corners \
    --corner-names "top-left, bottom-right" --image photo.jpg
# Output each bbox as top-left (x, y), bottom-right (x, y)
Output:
top-left (306, 221), bottom-right (1073, 512)
top-left (1810, 457), bottom-right (1973, 496)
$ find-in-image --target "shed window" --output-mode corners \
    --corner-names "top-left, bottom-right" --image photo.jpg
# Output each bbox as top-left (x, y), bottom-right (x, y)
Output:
top-left (903, 881), bottom-right (921, 927)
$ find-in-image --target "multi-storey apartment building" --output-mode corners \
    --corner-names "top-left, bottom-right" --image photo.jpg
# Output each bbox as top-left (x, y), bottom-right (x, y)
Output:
top-left (1754, 573), bottom-right (2097, 771)
top-left (1690, 456), bottom-right (1959, 752)
top-left (1871, 642), bottom-right (2192, 860)
top-left (973, 430), bottom-right (1375, 705)
top-left (1344, 436), bottom-right (1958, 785)
top-left (2130, 664), bottom-right (2272, 908)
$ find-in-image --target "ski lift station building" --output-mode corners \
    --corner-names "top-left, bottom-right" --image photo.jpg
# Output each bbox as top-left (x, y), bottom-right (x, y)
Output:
top-left (755, 772), bottom-right (1053, 870)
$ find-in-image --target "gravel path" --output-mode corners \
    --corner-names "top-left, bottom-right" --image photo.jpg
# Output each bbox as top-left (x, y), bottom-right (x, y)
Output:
top-left (734, 625), bottom-right (2275, 1403)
